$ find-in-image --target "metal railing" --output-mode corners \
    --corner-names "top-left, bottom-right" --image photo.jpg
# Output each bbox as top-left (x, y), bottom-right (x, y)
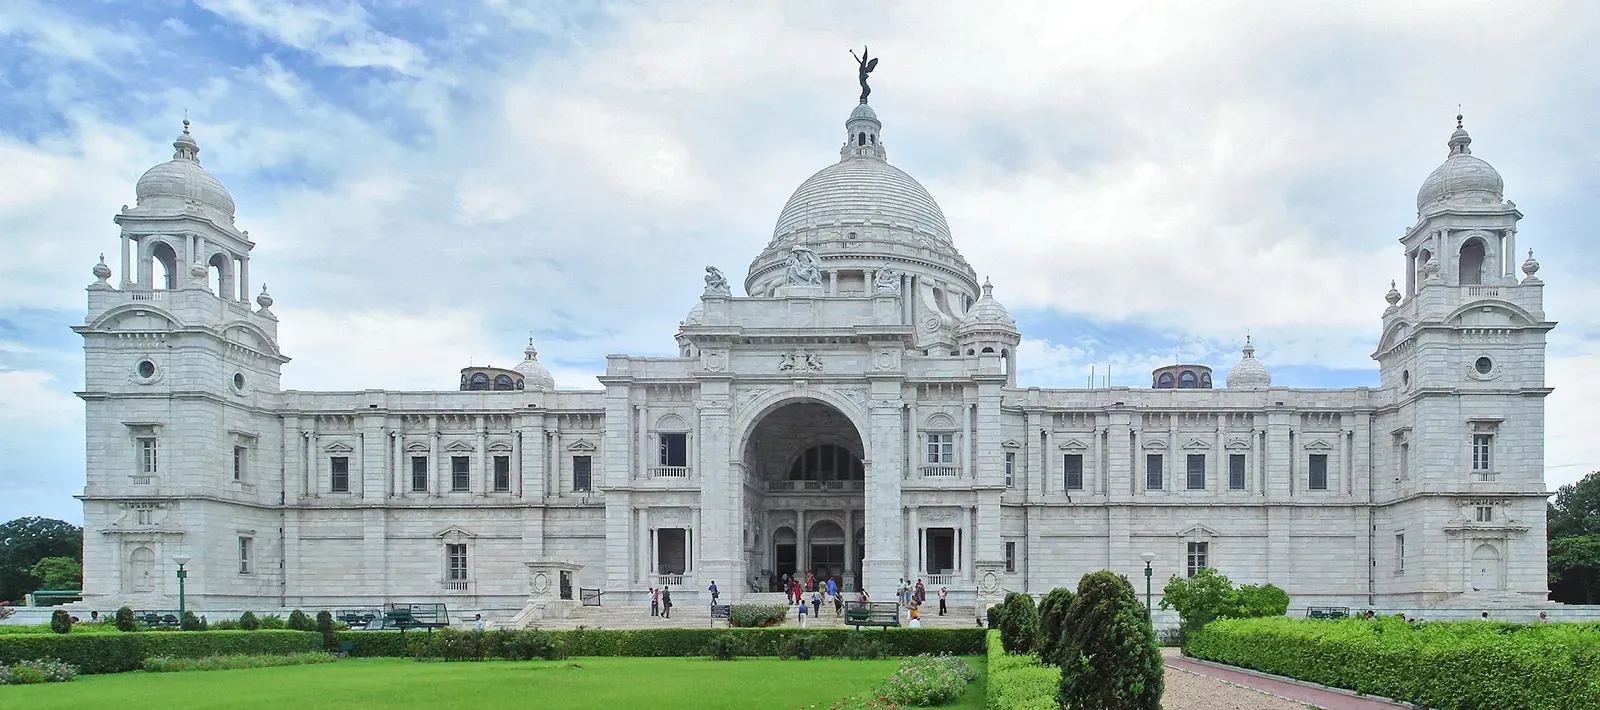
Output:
top-left (765, 480), bottom-right (862, 491)
top-left (580, 588), bottom-right (603, 606)
top-left (921, 466), bottom-right (959, 478)
top-left (650, 466), bottom-right (691, 478)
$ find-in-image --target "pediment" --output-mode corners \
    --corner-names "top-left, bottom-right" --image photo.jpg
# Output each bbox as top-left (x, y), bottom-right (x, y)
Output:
top-left (1224, 438), bottom-right (1251, 450)
top-left (1001, 439), bottom-right (1022, 449)
top-left (1181, 438), bottom-right (1211, 450)
top-left (322, 441), bottom-right (354, 453)
top-left (1141, 439), bottom-right (1168, 450)
top-left (444, 440), bottom-right (476, 452)
top-left (1177, 524), bottom-right (1220, 538)
top-left (405, 442), bottom-right (431, 453)
top-left (1058, 438), bottom-right (1088, 451)
top-left (1303, 439), bottom-right (1334, 451)
top-left (567, 439), bottom-right (596, 452)
top-left (433, 525), bottom-right (477, 540)
top-left (487, 441), bottom-right (513, 453)
top-left (923, 412), bottom-right (956, 431)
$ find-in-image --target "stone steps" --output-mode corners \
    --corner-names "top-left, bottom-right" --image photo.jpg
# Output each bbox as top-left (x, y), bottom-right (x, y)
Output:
top-left (520, 602), bottom-right (982, 630)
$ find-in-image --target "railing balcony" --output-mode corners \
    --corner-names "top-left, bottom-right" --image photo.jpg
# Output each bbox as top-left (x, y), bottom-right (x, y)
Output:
top-left (1467, 286), bottom-right (1501, 297)
top-left (1472, 471), bottom-right (1498, 482)
top-left (128, 290), bottom-right (167, 302)
top-left (650, 466), bottom-right (691, 479)
top-left (657, 574), bottom-right (685, 586)
top-left (765, 479), bottom-right (862, 492)
top-left (921, 466), bottom-right (960, 478)
top-left (926, 574), bottom-right (955, 586)
top-left (441, 579), bottom-right (470, 591)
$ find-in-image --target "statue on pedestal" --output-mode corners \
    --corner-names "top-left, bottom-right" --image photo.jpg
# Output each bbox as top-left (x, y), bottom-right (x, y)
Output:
top-left (874, 266), bottom-right (900, 294)
top-left (785, 246), bottom-right (823, 286)
top-left (703, 266), bottom-right (731, 296)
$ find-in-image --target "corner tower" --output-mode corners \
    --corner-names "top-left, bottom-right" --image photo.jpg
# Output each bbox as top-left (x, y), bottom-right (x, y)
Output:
top-left (75, 122), bottom-right (290, 608)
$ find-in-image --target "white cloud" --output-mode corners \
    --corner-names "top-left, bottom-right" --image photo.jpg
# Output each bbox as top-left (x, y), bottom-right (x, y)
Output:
top-left (0, 370), bottom-right (81, 428)
top-left (194, 0), bottom-right (428, 75)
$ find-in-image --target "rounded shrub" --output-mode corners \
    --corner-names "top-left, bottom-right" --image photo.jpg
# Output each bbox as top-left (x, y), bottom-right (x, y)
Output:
top-left (286, 609), bottom-right (314, 632)
top-left (50, 609), bottom-right (72, 635)
top-left (238, 611), bottom-right (260, 631)
top-left (703, 633), bottom-right (742, 661)
top-left (181, 611), bottom-right (205, 631)
top-left (1035, 587), bottom-right (1076, 666)
top-left (315, 611), bottom-right (334, 650)
top-left (1059, 570), bottom-right (1162, 710)
top-left (114, 606), bottom-right (137, 632)
top-left (986, 604), bottom-right (1004, 629)
top-left (258, 614), bottom-right (285, 630)
top-left (998, 591), bottom-right (1038, 655)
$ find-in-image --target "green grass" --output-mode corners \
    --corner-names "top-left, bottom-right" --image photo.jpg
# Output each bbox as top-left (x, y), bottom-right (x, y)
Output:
top-left (0, 655), bottom-right (987, 709)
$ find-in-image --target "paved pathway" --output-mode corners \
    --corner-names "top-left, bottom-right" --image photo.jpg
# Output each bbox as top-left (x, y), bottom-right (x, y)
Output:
top-left (1163, 649), bottom-right (1412, 710)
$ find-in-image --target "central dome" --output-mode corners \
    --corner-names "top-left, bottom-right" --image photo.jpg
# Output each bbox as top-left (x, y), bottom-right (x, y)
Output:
top-left (134, 122), bottom-right (236, 223)
top-left (772, 158), bottom-right (952, 243)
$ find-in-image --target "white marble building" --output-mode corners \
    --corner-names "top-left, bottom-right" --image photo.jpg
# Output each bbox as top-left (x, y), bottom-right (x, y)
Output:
top-left (76, 103), bottom-right (1554, 615)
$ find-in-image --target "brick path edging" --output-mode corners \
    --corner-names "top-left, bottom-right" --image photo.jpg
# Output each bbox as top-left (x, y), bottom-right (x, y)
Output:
top-left (1167, 654), bottom-right (1426, 710)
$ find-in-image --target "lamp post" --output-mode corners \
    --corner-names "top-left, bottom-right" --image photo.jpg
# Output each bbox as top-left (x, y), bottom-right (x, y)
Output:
top-left (1140, 552), bottom-right (1155, 612)
top-left (172, 554), bottom-right (191, 626)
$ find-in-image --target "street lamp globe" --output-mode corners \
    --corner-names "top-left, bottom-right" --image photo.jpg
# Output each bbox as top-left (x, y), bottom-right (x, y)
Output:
top-left (1140, 552), bottom-right (1155, 565)
top-left (172, 554), bottom-right (192, 567)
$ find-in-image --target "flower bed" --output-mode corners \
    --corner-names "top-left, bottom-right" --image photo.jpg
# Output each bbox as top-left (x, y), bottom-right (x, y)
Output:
top-left (1187, 616), bottom-right (1600, 710)
top-left (827, 654), bottom-right (978, 709)
top-left (142, 651), bottom-right (337, 673)
top-left (0, 658), bottom-right (79, 685)
top-left (728, 603), bottom-right (789, 628)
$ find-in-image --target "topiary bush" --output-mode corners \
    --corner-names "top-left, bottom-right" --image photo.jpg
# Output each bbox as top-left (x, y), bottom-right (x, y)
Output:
top-left (985, 630), bottom-right (1060, 710)
top-left (286, 609), bottom-right (314, 632)
top-left (211, 619), bottom-right (239, 631)
top-left (1059, 570), bottom-right (1162, 710)
top-left (1034, 587), bottom-right (1076, 666)
top-left (114, 606), bottom-right (136, 632)
top-left (50, 609), bottom-right (72, 634)
top-left (238, 611), bottom-right (260, 631)
top-left (986, 604), bottom-right (1003, 629)
top-left (181, 611), bottom-right (205, 631)
top-left (258, 614), bottom-right (285, 630)
top-left (997, 592), bottom-right (1038, 655)
top-left (315, 611), bottom-right (333, 650)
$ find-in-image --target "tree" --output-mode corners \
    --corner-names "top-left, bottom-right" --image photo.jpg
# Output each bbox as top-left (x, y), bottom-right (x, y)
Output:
top-left (1161, 568), bottom-right (1289, 641)
top-left (1035, 587), bottom-right (1077, 666)
top-left (287, 609), bottom-right (315, 631)
top-left (316, 610), bottom-right (334, 649)
top-left (1549, 472), bottom-right (1600, 603)
top-left (997, 591), bottom-right (1038, 655)
top-left (239, 611), bottom-right (260, 631)
top-left (0, 517), bottom-right (82, 604)
top-left (50, 608), bottom-right (73, 634)
top-left (29, 557), bottom-right (81, 591)
top-left (1059, 571), bottom-right (1162, 710)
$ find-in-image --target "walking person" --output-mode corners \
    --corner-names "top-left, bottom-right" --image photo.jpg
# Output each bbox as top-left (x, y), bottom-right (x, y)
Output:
top-left (914, 578), bottom-right (926, 606)
top-left (798, 597), bottom-right (808, 628)
top-left (709, 580), bottom-right (719, 605)
top-left (938, 586), bottom-right (948, 616)
top-left (826, 576), bottom-right (837, 599)
top-left (811, 589), bottom-right (822, 618)
top-left (651, 587), bottom-right (659, 617)
top-left (661, 587), bottom-right (673, 619)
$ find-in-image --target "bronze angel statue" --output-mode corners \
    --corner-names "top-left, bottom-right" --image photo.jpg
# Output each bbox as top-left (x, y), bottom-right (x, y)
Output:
top-left (850, 46), bottom-right (878, 104)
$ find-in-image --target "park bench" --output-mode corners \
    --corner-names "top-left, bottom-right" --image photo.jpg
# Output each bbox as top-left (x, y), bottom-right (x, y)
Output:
top-left (335, 610), bottom-right (378, 628)
top-left (134, 610), bottom-right (180, 627)
top-left (844, 601), bottom-right (900, 628)
top-left (1306, 606), bottom-right (1350, 619)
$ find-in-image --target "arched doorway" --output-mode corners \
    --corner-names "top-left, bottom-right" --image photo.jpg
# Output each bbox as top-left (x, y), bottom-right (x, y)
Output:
top-left (129, 546), bottom-right (155, 593)
top-left (743, 400), bottom-right (867, 594)
top-left (1472, 543), bottom-right (1502, 591)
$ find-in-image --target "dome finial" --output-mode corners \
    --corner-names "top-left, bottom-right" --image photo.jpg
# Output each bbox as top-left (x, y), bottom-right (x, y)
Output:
top-left (849, 46), bottom-right (878, 105)
top-left (1447, 110), bottom-right (1472, 156)
top-left (982, 276), bottom-right (993, 298)
top-left (1242, 334), bottom-right (1255, 358)
top-left (172, 116), bottom-right (200, 162)
top-left (92, 253), bottom-right (112, 283)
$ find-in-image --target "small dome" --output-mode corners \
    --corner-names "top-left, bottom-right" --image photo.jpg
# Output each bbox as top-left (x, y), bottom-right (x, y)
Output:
top-left (849, 103), bottom-right (879, 123)
top-left (513, 339), bottom-right (556, 391)
top-left (1226, 337), bottom-right (1272, 389)
top-left (683, 301), bottom-right (705, 326)
top-left (957, 278), bottom-right (1017, 335)
top-left (1416, 117), bottom-right (1503, 211)
top-left (135, 121), bottom-right (236, 222)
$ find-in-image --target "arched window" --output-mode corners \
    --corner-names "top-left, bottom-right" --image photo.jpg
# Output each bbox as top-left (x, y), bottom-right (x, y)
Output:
top-left (1459, 238), bottom-right (1487, 285)
top-left (1200, 372), bottom-right (1212, 388)
top-left (492, 374), bottom-right (514, 390)
top-left (1179, 371), bottom-right (1197, 388)
top-left (150, 241), bottom-right (178, 290)
top-left (981, 347), bottom-right (995, 354)
top-left (1001, 349), bottom-right (1010, 376)
top-left (469, 372), bottom-right (490, 390)
top-left (857, 132), bottom-right (866, 146)
top-left (788, 444), bottom-right (865, 481)
top-left (1157, 372), bottom-right (1174, 388)
top-left (208, 253), bottom-right (233, 298)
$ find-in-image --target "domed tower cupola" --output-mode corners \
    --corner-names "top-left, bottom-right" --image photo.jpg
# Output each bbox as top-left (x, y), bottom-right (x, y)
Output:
top-left (957, 278), bottom-right (1022, 386)
top-left (1226, 336), bottom-right (1272, 389)
top-left (513, 338), bottom-right (556, 391)
top-left (134, 120), bottom-right (237, 224)
top-left (841, 103), bottom-right (886, 161)
top-left (1416, 115), bottom-right (1504, 214)
top-left (1397, 114), bottom-right (1523, 298)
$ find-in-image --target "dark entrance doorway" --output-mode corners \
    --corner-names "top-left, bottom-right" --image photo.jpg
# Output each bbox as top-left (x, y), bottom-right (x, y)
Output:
top-left (773, 527), bottom-right (797, 582)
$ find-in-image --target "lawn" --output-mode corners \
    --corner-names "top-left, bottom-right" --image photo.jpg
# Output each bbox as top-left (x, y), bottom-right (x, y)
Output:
top-left (0, 655), bottom-right (987, 709)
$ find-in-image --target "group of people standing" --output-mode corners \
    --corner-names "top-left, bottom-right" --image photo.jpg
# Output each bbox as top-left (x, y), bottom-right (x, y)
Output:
top-left (648, 586), bottom-right (674, 618)
top-left (898, 578), bottom-right (949, 622)
top-left (781, 572), bottom-right (847, 627)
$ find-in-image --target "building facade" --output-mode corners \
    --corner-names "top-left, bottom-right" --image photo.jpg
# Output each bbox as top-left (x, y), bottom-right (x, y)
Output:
top-left (76, 105), bottom-right (1553, 614)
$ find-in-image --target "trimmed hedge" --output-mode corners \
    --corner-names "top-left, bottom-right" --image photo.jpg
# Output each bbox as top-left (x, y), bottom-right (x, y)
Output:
top-left (1187, 616), bottom-right (1600, 710)
top-left (334, 627), bottom-right (984, 659)
top-left (984, 630), bottom-right (1059, 710)
top-left (0, 630), bottom-right (320, 674)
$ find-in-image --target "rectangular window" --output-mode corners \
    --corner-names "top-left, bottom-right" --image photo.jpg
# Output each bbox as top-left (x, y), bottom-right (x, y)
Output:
top-left (233, 446), bottom-right (246, 481)
top-left (1187, 454), bottom-right (1206, 490)
top-left (1399, 443), bottom-right (1409, 482)
top-left (573, 455), bottom-right (592, 492)
top-left (1003, 452), bottom-right (1015, 488)
top-left (1228, 453), bottom-right (1246, 490)
top-left (926, 434), bottom-right (953, 464)
top-left (1472, 433), bottom-right (1493, 471)
top-left (1146, 454), bottom-right (1163, 490)
top-left (446, 543), bottom-right (468, 581)
top-left (1308, 454), bottom-right (1329, 490)
top-left (330, 456), bottom-right (349, 493)
top-left (411, 456), bottom-right (428, 493)
top-left (1004, 542), bottom-right (1016, 573)
top-left (1186, 541), bottom-right (1209, 577)
top-left (136, 508), bottom-right (152, 525)
top-left (493, 455), bottom-right (511, 492)
top-left (1063, 454), bottom-right (1084, 490)
top-left (451, 456), bottom-right (470, 492)
top-left (1476, 505), bottom-right (1494, 523)
top-left (238, 536), bottom-right (253, 574)
top-left (138, 437), bottom-right (158, 475)
top-left (1395, 533), bottom-right (1405, 573)
top-left (658, 433), bottom-right (688, 467)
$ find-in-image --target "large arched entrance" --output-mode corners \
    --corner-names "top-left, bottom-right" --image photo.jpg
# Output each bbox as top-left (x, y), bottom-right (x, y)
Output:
top-left (743, 401), bottom-right (868, 593)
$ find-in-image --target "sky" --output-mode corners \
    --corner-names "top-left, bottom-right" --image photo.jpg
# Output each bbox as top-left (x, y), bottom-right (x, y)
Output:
top-left (1, 0), bottom-right (1597, 524)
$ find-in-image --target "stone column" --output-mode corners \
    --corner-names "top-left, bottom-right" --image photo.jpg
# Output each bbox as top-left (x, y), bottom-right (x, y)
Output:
top-left (691, 507), bottom-right (701, 574)
top-left (120, 234), bottom-right (131, 287)
top-left (960, 403), bottom-right (972, 478)
top-left (796, 509), bottom-right (807, 578)
top-left (635, 508), bottom-right (648, 583)
top-left (475, 416), bottom-right (487, 495)
top-left (907, 506), bottom-right (920, 578)
top-left (429, 420), bottom-right (440, 497)
top-left (844, 508), bottom-right (855, 582)
top-left (1505, 228), bottom-right (1517, 278)
top-left (239, 257), bottom-right (249, 300)
top-left (635, 405), bottom-right (647, 479)
top-left (390, 430), bottom-right (402, 497)
top-left (1108, 410), bottom-right (1132, 501)
top-left (308, 425), bottom-right (320, 498)
top-left (906, 402), bottom-right (918, 479)
top-left (864, 398), bottom-right (905, 602)
top-left (960, 506), bottom-right (972, 581)
top-left (1042, 429), bottom-right (1052, 496)
top-left (695, 389), bottom-right (740, 594)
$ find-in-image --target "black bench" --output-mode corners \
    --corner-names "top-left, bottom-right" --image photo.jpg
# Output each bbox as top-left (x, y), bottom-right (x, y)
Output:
top-left (844, 602), bottom-right (900, 628)
top-left (1307, 606), bottom-right (1350, 619)
top-left (134, 610), bottom-right (180, 628)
